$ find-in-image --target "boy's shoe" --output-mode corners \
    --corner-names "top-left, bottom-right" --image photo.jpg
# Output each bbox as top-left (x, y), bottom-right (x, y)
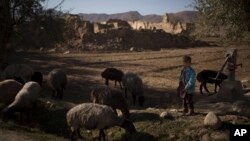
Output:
top-left (182, 108), bottom-right (188, 116)
top-left (186, 109), bottom-right (194, 116)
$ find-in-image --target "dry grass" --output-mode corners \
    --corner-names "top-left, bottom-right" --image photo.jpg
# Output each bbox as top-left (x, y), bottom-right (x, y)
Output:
top-left (0, 45), bottom-right (250, 140)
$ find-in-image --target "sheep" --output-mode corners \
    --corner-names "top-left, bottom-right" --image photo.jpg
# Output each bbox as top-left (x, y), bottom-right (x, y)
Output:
top-left (4, 76), bottom-right (25, 84)
top-left (197, 70), bottom-right (228, 94)
top-left (2, 82), bottom-right (41, 121)
top-left (47, 69), bottom-right (67, 99)
top-left (66, 103), bottom-right (136, 141)
top-left (122, 72), bottom-right (145, 107)
top-left (31, 71), bottom-right (43, 86)
top-left (0, 80), bottom-right (22, 105)
top-left (91, 86), bottom-right (130, 119)
top-left (101, 68), bottom-right (124, 89)
top-left (3, 64), bottom-right (34, 83)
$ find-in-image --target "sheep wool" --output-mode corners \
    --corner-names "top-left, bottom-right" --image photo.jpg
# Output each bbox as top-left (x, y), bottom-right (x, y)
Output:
top-left (4, 64), bottom-right (34, 82)
top-left (91, 86), bottom-right (129, 118)
top-left (122, 72), bottom-right (144, 96)
top-left (7, 82), bottom-right (41, 110)
top-left (0, 80), bottom-right (22, 104)
top-left (67, 103), bottom-right (123, 131)
top-left (47, 69), bottom-right (67, 99)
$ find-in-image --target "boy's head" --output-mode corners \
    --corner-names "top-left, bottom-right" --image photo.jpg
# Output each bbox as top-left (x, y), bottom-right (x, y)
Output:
top-left (183, 55), bottom-right (192, 67)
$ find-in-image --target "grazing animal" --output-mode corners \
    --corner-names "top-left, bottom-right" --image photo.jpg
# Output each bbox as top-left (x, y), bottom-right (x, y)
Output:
top-left (31, 71), bottom-right (43, 86)
top-left (197, 70), bottom-right (228, 94)
top-left (4, 76), bottom-right (25, 84)
top-left (47, 69), bottom-right (67, 99)
top-left (122, 72), bottom-right (145, 107)
top-left (0, 80), bottom-right (22, 105)
top-left (66, 103), bottom-right (136, 141)
top-left (91, 86), bottom-right (130, 119)
top-left (2, 82), bottom-right (41, 121)
top-left (101, 68), bottom-right (124, 89)
top-left (3, 64), bottom-right (33, 82)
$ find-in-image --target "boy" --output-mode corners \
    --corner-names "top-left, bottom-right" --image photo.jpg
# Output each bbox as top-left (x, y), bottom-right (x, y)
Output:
top-left (178, 55), bottom-right (196, 116)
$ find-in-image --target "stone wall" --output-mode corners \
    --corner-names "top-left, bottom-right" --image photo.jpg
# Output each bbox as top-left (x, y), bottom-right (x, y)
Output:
top-left (128, 13), bottom-right (193, 34)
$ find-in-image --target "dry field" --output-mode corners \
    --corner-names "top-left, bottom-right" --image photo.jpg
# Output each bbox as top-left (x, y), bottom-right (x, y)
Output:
top-left (0, 45), bottom-right (250, 141)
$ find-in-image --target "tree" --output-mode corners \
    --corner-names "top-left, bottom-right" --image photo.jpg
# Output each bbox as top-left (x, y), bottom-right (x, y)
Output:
top-left (0, 0), bottom-right (44, 60)
top-left (192, 0), bottom-right (250, 40)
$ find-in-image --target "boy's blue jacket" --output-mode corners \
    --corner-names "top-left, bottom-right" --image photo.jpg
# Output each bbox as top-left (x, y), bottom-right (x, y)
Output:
top-left (179, 66), bottom-right (196, 94)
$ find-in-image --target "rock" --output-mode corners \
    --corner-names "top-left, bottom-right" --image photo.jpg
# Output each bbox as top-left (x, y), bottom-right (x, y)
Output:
top-left (232, 101), bottom-right (250, 117)
top-left (244, 91), bottom-right (250, 97)
top-left (204, 112), bottom-right (222, 129)
top-left (217, 80), bottom-right (244, 102)
top-left (243, 88), bottom-right (250, 94)
top-left (198, 128), bottom-right (209, 136)
top-left (201, 133), bottom-right (210, 141)
top-left (241, 79), bottom-right (249, 83)
top-left (48, 48), bottom-right (56, 53)
top-left (169, 109), bottom-right (178, 112)
top-left (39, 47), bottom-right (44, 51)
top-left (130, 47), bottom-right (134, 52)
top-left (63, 51), bottom-right (70, 54)
top-left (160, 111), bottom-right (173, 119)
top-left (210, 132), bottom-right (229, 141)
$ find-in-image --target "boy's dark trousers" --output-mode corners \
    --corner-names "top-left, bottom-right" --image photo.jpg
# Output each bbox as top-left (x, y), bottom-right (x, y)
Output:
top-left (183, 93), bottom-right (194, 114)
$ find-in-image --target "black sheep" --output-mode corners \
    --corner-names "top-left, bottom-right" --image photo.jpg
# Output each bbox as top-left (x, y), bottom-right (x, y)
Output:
top-left (197, 70), bottom-right (227, 94)
top-left (31, 71), bottom-right (43, 86)
top-left (101, 68), bottom-right (124, 89)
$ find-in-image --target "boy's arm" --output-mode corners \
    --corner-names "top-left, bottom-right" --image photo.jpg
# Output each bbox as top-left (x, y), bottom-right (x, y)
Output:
top-left (179, 69), bottom-right (183, 82)
top-left (184, 69), bottom-right (196, 90)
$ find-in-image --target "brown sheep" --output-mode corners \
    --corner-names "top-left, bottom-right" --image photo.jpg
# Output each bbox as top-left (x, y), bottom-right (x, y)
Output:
top-left (0, 80), bottom-right (22, 105)
top-left (91, 86), bottom-right (130, 119)
top-left (47, 69), bottom-right (67, 99)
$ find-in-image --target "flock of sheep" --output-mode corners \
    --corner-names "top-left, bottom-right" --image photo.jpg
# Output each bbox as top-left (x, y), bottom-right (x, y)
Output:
top-left (0, 64), bottom-right (144, 141)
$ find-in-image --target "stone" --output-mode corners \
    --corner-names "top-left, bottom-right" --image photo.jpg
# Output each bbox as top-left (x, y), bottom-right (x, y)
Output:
top-left (204, 112), bottom-right (222, 129)
top-left (210, 132), bottom-right (229, 141)
top-left (217, 80), bottom-right (244, 102)
top-left (160, 111), bottom-right (173, 119)
top-left (201, 133), bottom-right (210, 141)
top-left (232, 101), bottom-right (250, 117)
top-left (63, 51), bottom-right (70, 54)
top-left (130, 47), bottom-right (134, 52)
top-left (48, 48), bottom-right (56, 53)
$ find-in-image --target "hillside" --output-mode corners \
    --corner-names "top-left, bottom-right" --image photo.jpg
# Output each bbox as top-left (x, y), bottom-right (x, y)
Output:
top-left (79, 11), bottom-right (197, 23)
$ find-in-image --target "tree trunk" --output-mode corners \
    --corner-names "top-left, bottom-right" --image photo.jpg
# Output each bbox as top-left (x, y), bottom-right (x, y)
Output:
top-left (0, 0), bottom-right (12, 62)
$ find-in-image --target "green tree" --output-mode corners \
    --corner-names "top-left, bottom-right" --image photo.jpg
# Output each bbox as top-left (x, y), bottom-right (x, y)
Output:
top-left (193, 0), bottom-right (250, 40)
top-left (0, 0), bottom-right (44, 60)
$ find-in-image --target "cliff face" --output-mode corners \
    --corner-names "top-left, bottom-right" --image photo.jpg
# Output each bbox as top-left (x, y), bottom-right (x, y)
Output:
top-left (63, 14), bottom-right (94, 39)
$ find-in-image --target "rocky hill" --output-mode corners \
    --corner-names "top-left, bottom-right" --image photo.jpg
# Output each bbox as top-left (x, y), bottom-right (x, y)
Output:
top-left (79, 11), bottom-right (197, 23)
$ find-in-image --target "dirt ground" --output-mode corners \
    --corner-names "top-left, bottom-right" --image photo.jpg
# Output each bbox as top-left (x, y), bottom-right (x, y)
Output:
top-left (0, 45), bottom-right (250, 141)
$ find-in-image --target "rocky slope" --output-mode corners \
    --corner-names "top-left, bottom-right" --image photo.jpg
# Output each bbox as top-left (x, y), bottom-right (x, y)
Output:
top-left (79, 11), bottom-right (197, 23)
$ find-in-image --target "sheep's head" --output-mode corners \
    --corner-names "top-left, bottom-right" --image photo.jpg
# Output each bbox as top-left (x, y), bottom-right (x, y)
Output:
top-left (120, 119), bottom-right (136, 134)
top-left (138, 95), bottom-right (145, 107)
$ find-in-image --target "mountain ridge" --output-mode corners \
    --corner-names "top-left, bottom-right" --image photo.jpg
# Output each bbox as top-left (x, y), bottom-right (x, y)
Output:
top-left (78, 10), bottom-right (197, 23)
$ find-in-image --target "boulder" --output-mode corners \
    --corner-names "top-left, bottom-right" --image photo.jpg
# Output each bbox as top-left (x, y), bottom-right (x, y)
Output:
top-left (217, 80), bottom-right (244, 102)
top-left (232, 101), bottom-right (250, 117)
top-left (204, 112), bottom-right (222, 129)
top-left (201, 133), bottom-right (211, 141)
top-left (160, 111), bottom-right (174, 119)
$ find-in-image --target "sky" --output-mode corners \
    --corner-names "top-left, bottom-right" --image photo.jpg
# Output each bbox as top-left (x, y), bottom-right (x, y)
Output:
top-left (46, 0), bottom-right (194, 15)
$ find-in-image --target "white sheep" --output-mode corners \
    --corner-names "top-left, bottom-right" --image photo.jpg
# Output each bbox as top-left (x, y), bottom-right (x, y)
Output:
top-left (0, 79), bottom-right (22, 105)
top-left (3, 64), bottom-right (33, 83)
top-left (66, 103), bottom-right (136, 141)
top-left (47, 69), bottom-right (67, 99)
top-left (2, 82), bottom-right (41, 120)
top-left (122, 72), bottom-right (145, 107)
